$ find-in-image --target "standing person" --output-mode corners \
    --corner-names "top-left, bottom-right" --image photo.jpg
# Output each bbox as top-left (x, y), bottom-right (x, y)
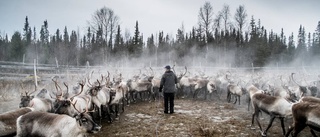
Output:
top-left (159, 65), bottom-right (178, 114)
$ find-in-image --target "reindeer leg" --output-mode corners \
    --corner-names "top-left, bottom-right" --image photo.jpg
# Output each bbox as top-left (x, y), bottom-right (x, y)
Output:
top-left (255, 113), bottom-right (265, 136)
top-left (115, 104), bottom-right (119, 117)
top-left (134, 92), bottom-right (138, 102)
top-left (121, 98), bottom-right (125, 113)
top-left (233, 95), bottom-right (238, 104)
top-left (291, 123), bottom-right (306, 137)
top-left (310, 128), bottom-right (317, 137)
top-left (99, 106), bottom-right (102, 125)
top-left (285, 125), bottom-right (294, 137)
top-left (248, 98), bottom-right (251, 111)
top-left (188, 86), bottom-right (192, 98)
top-left (279, 117), bottom-right (286, 135)
top-left (217, 90), bottom-right (221, 100)
top-left (131, 92), bottom-right (135, 103)
top-left (238, 96), bottom-right (241, 105)
top-left (251, 111), bottom-right (256, 128)
top-left (251, 108), bottom-right (259, 129)
top-left (126, 93), bottom-right (129, 105)
top-left (204, 89), bottom-right (207, 100)
top-left (263, 115), bottom-right (276, 136)
top-left (227, 91), bottom-right (231, 102)
top-left (106, 105), bottom-right (113, 123)
top-left (193, 89), bottom-right (197, 99)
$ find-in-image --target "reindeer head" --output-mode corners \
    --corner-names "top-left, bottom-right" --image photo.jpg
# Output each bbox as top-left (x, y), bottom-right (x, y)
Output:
top-left (72, 100), bottom-right (100, 133)
top-left (174, 66), bottom-right (187, 80)
top-left (50, 79), bottom-right (68, 101)
top-left (19, 83), bottom-right (36, 108)
top-left (53, 82), bottom-right (85, 115)
top-left (87, 79), bottom-right (103, 96)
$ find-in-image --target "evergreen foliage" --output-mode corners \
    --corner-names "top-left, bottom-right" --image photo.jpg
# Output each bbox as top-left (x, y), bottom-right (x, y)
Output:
top-left (0, 4), bottom-right (319, 67)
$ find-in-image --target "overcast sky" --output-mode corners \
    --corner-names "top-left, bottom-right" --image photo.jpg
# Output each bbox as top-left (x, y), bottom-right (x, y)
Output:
top-left (0, 0), bottom-right (319, 41)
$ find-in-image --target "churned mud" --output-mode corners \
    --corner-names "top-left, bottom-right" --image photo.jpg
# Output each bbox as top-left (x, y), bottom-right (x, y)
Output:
top-left (0, 82), bottom-right (317, 137)
top-left (88, 97), bottom-right (316, 137)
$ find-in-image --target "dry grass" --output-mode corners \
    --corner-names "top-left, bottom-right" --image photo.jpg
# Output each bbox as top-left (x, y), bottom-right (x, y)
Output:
top-left (0, 80), bottom-right (319, 137)
top-left (88, 98), bottom-right (319, 137)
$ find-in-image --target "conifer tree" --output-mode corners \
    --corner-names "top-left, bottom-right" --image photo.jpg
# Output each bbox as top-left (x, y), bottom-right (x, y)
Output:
top-left (10, 31), bottom-right (24, 61)
top-left (23, 16), bottom-right (32, 46)
top-left (312, 21), bottom-right (320, 56)
top-left (132, 21), bottom-right (143, 57)
top-left (297, 25), bottom-right (306, 50)
top-left (39, 20), bottom-right (50, 63)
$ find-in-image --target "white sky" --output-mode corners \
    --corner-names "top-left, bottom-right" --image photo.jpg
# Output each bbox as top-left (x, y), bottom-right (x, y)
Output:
top-left (0, 0), bottom-right (319, 41)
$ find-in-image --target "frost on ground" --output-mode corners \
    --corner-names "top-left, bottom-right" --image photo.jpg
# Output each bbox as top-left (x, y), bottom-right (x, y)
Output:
top-left (88, 98), bottom-right (316, 137)
top-left (0, 96), bottom-right (317, 137)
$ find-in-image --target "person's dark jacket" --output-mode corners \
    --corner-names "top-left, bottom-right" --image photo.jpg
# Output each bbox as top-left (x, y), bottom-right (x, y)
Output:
top-left (159, 70), bottom-right (178, 93)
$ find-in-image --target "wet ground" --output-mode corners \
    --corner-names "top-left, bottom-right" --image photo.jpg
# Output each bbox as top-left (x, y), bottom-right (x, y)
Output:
top-left (0, 94), bottom-right (317, 137)
top-left (87, 97), bottom-right (316, 137)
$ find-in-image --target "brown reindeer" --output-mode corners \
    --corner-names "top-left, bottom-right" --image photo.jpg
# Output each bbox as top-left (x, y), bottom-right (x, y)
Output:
top-left (285, 100), bottom-right (320, 137)
top-left (0, 107), bottom-right (34, 136)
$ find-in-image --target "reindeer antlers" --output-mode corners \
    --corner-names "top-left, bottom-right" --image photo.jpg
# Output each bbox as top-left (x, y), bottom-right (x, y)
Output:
top-left (71, 100), bottom-right (81, 113)
top-left (149, 67), bottom-right (155, 76)
top-left (182, 66), bottom-right (187, 76)
top-left (70, 82), bottom-right (84, 101)
top-left (291, 73), bottom-right (302, 87)
top-left (71, 98), bottom-right (94, 114)
top-left (63, 82), bottom-right (69, 93)
top-left (52, 78), bottom-right (64, 97)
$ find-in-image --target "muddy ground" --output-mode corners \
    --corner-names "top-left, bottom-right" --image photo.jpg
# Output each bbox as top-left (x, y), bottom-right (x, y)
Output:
top-left (87, 96), bottom-right (316, 137)
top-left (0, 88), bottom-right (317, 137)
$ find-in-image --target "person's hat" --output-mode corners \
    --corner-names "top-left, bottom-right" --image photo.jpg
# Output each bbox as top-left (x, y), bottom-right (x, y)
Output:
top-left (164, 65), bottom-right (171, 69)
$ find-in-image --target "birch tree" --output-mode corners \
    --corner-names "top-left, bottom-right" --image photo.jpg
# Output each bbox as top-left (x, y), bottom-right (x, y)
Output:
top-left (198, 2), bottom-right (214, 43)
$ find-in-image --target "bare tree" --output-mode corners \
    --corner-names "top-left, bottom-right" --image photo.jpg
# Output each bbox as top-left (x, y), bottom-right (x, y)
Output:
top-left (234, 5), bottom-right (248, 37)
top-left (87, 6), bottom-right (119, 62)
top-left (216, 4), bottom-right (231, 67)
top-left (213, 13), bottom-right (222, 30)
top-left (219, 4), bottom-right (231, 33)
top-left (198, 1), bottom-right (214, 43)
top-left (107, 10), bottom-right (119, 47)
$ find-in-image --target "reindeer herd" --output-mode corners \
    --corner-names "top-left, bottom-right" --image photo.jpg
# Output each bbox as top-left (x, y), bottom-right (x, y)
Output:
top-left (1, 66), bottom-right (320, 137)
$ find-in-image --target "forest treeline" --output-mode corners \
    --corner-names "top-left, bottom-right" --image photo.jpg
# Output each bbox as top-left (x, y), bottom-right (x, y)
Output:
top-left (0, 2), bottom-right (320, 67)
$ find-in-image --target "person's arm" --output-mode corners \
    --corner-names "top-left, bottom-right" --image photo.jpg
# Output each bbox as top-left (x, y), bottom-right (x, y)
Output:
top-left (174, 74), bottom-right (178, 84)
top-left (159, 75), bottom-right (165, 92)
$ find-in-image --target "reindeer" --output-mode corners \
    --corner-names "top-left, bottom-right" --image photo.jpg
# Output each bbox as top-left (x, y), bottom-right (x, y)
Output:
top-left (285, 101), bottom-right (320, 137)
top-left (111, 72), bottom-right (131, 105)
top-left (109, 82), bottom-right (128, 117)
top-left (215, 71), bottom-right (232, 97)
top-left (247, 85), bottom-right (265, 111)
top-left (87, 78), bottom-right (113, 123)
top-left (36, 88), bottom-right (49, 98)
top-left (0, 107), bottom-right (34, 136)
top-left (192, 78), bottom-right (209, 99)
top-left (299, 96), bottom-right (320, 104)
top-left (19, 84), bottom-right (37, 108)
top-left (227, 83), bottom-right (246, 105)
top-left (268, 75), bottom-right (299, 103)
top-left (149, 67), bottom-right (161, 99)
top-left (175, 66), bottom-right (196, 98)
top-left (16, 102), bottom-right (100, 137)
top-left (53, 81), bottom-right (91, 120)
top-left (126, 77), bottom-right (153, 102)
top-left (206, 79), bottom-right (220, 100)
top-left (289, 73), bottom-right (312, 99)
top-left (19, 85), bottom-right (53, 112)
top-left (250, 93), bottom-right (294, 136)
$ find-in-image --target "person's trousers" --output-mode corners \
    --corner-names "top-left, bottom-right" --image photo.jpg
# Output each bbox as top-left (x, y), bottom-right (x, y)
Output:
top-left (164, 93), bottom-right (174, 113)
